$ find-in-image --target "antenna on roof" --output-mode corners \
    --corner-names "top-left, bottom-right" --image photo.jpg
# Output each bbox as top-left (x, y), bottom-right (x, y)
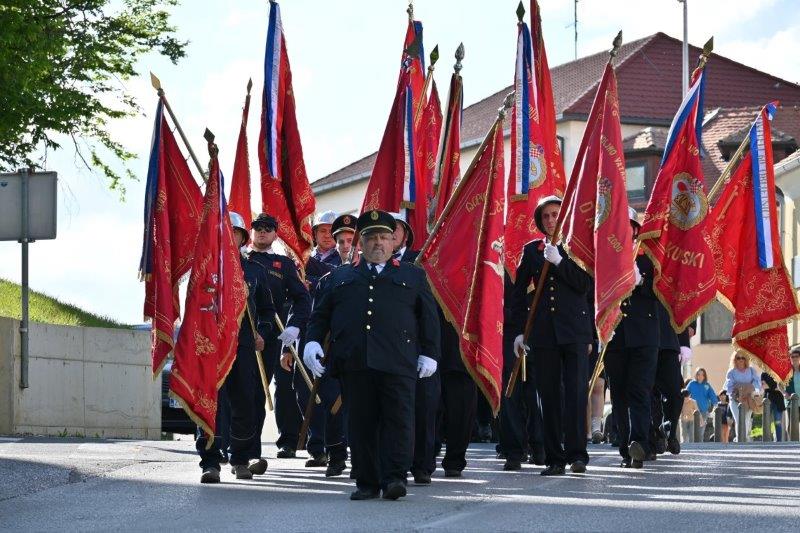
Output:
top-left (565, 0), bottom-right (579, 60)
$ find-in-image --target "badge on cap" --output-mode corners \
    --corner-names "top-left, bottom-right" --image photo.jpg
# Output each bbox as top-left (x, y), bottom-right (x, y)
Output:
top-left (344, 216), bottom-right (352, 224)
top-left (370, 210), bottom-right (379, 220)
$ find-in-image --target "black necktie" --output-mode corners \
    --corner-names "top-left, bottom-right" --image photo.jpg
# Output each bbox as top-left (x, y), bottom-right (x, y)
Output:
top-left (369, 264), bottom-right (378, 276)
top-left (392, 252), bottom-right (402, 261)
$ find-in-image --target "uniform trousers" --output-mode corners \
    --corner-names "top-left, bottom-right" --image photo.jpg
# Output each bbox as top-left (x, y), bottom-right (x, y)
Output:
top-left (651, 349), bottom-right (683, 442)
top-left (412, 373), bottom-right (441, 475)
top-left (250, 337), bottom-right (302, 458)
top-left (439, 371), bottom-right (477, 472)
top-left (342, 369), bottom-right (415, 491)
top-left (197, 348), bottom-right (259, 468)
top-left (605, 346), bottom-right (658, 458)
top-left (294, 361), bottom-right (347, 462)
top-left (532, 344), bottom-right (590, 466)
top-left (499, 352), bottom-right (545, 462)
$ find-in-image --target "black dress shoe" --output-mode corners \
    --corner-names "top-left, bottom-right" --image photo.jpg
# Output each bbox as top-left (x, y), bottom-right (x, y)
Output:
top-left (570, 460), bottom-right (586, 473)
top-left (631, 459), bottom-right (644, 469)
top-left (248, 458), bottom-right (268, 475)
top-left (276, 447), bottom-right (296, 459)
top-left (667, 437), bottom-right (680, 455)
top-left (629, 441), bottom-right (646, 462)
top-left (350, 488), bottom-right (380, 501)
top-left (305, 454), bottom-right (328, 467)
top-left (444, 469), bottom-right (462, 478)
top-left (528, 450), bottom-right (546, 465)
top-left (496, 451), bottom-right (507, 460)
top-left (655, 437), bottom-right (667, 455)
top-left (503, 459), bottom-right (522, 471)
top-left (325, 459), bottom-right (346, 477)
top-left (200, 467), bottom-right (220, 483)
top-left (619, 458), bottom-right (632, 468)
top-left (382, 481), bottom-right (407, 500)
top-left (412, 470), bottom-right (432, 485)
top-left (540, 465), bottom-right (566, 476)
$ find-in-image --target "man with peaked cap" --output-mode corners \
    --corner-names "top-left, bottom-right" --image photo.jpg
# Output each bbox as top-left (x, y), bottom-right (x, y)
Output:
top-left (507, 195), bottom-right (593, 476)
top-left (198, 212), bottom-right (276, 483)
top-left (304, 209), bottom-right (440, 501)
top-left (605, 207), bottom-right (660, 469)
top-left (330, 213), bottom-right (357, 265)
top-left (386, 212), bottom-right (439, 484)
top-left (247, 212), bottom-right (312, 465)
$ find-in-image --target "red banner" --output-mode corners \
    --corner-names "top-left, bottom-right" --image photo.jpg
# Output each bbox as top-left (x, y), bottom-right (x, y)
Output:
top-left (640, 69), bottom-right (716, 331)
top-left (170, 150), bottom-right (248, 441)
top-left (413, 78), bottom-right (441, 243)
top-left (141, 102), bottom-right (202, 376)
top-left (710, 105), bottom-right (800, 381)
top-left (259, 2), bottom-right (315, 267)
top-left (431, 67), bottom-right (463, 223)
top-left (229, 84), bottom-right (253, 229)
top-left (504, 1), bottom-right (566, 280)
top-left (418, 114), bottom-right (506, 414)
top-left (559, 63), bottom-right (635, 344)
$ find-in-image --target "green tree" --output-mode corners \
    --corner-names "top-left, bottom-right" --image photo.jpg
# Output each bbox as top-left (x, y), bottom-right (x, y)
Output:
top-left (0, 0), bottom-right (187, 196)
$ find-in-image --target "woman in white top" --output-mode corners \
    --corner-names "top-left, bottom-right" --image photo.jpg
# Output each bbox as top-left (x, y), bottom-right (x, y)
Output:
top-left (724, 352), bottom-right (761, 442)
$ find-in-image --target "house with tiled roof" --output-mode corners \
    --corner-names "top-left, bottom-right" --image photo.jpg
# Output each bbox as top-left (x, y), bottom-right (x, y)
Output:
top-left (311, 32), bottom-right (800, 389)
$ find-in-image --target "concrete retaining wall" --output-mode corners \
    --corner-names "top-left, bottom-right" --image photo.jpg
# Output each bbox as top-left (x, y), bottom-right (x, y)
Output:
top-left (0, 317), bottom-right (160, 439)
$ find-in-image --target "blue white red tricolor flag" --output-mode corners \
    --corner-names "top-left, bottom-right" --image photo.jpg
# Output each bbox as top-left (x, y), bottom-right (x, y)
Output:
top-left (750, 102), bottom-right (778, 269)
top-left (258, 0), bottom-right (316, 267)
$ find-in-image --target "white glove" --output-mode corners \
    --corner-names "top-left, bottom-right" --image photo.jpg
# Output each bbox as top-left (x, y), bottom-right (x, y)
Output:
top-left (303, 341), bottom-right (326, 378)
top-left (277, 325), bottom-right (300, 347)
top-left (417, 355), bottom-right (438, 378)
top-left (513, 334), bottom-right (529, 358)
top-left (679, 346), bottom-right (692, 364)
top-left (634, 264), bottom-right (643, 286)
top-left (543, 243), bottom-right (563, 266)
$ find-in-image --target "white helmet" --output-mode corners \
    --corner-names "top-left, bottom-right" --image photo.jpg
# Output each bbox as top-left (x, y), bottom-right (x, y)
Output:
top-left (313, 210), bottom-right (338, 229)
top-left (229, 211), bottom-right (249, 244)
top-left (628, 207), bottom-right (641, 228)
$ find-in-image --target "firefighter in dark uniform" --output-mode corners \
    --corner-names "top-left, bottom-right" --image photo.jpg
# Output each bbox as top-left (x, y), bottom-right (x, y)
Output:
top-left (507, 195), bottom-right (593, 475)
top-left (650, 304), bottom-right (687, 456)
top-left (198, 212), bottom-right (276, 483)
top-left (388, 213), bottom-right (440, 485)
top-left (605, 207), bottom-right (660, 469)
top-left (247, 213), bottom-right (312, 467)
top-left (304, 210), bottom-right (440, 501)
top-left (294, 214), bottom-right (355, 476)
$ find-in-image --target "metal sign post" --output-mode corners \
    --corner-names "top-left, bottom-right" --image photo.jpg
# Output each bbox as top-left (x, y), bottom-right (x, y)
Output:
top-left (0, 169), bottom-right (58, 389)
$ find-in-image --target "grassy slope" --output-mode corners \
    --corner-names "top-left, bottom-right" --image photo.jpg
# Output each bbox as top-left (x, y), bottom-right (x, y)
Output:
top-left (0, 278), bottom-right (126, 329)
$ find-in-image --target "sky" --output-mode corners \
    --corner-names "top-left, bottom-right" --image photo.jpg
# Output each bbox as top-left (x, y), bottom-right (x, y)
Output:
top-left (1, 0), bottom-right (799, 325)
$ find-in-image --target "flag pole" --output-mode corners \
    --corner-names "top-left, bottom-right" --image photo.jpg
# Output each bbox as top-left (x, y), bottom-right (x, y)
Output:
top-left (429, 43), bottom-right (464, 230)
top-left (151, 72), bottom-right (207, 180)
top-left (506, 31), bottom-right (623, 398)
top-left (415, 91), bottom-right (515, 264)
top-left (413, 45), bottom-right (439, 126)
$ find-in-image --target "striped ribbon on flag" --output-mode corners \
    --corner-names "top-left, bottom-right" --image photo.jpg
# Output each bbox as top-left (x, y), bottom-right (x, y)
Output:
top-left (750, 102), bottom-right (778, 269)
top-left (264, 2), bottom-right (283, 178)
top-left (513, 23), bottom-right (534, 196)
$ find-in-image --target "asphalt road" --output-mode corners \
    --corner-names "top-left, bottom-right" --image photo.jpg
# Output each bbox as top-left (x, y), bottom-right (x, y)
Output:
top-left (0, 436), bottom-right (798, 532)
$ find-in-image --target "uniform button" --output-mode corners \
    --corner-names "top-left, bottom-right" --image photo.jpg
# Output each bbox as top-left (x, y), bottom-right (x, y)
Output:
top-left (367, 311), bottom-right (372, 315)
top-left (648, 313), bottom-right (652, 317)
top-left (550, 296), bottom-right (555, 301)
top-left (369, 298), bottom-right (373, 302)
top-left (549, 276), bottom-right (554, 281)
top-left (366, 325), bottom-right (371, 330)
top-left (550, 307), bottom-right (555, 312)
top-left (549, 286), bottom-right (554, 291)
top-left (369, 285), bottom-right (374, 290)
top-left (622, 313), bottom-right (628, 317)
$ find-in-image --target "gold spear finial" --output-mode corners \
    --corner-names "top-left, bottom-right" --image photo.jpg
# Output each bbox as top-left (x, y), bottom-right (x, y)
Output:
top-left (516, 1), bottom-right (525, 23)
top-left (150, 72), bottom-right (164, 95)
top-left (247, 78), bottom-right (253, 94)
top-left (407, 1), bottom-right (413, 21)
top-left (499, 91), bottom-right (515, 119)
top-left (697, 36), bottom-right (714, 69)
top-left (204, 128), bottom-right (218, 158)
top-left (429, 45), bottom-right (439, 69)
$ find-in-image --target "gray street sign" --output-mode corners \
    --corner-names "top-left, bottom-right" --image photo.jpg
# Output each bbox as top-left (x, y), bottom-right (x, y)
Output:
top-left (0, 171), bottom-right (57, 241)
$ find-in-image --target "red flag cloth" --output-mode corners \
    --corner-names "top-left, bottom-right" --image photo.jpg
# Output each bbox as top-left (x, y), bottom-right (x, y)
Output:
top-left (170, 151), bottom-right (248, 441)
top-left (412, 79), bottom-right (441, 242)
top-left (418, 114), bottom-right (506, 414)
top-left (140, 101), bottom-right (202, 376)
top-left (229, 86), bottom-right (253, 229)
top-left (559, 63), bottom-right (635, 344)
top-left (259, 1), bottom-right (315, 267)
top-left (504, 3), bottom-right (566, 280)
top-left (639, 70), bottom-right (716, 331)
top-left (710, 104), bottom-right (800, 381)
top-left (432, 68), bottom-right (463, 223)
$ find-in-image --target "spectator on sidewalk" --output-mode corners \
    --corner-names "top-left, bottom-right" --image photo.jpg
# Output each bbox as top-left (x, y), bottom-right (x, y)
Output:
top-left (680, 389), bottom-right (698, 443)
top-left (761, 373), bottom-right (786, 441)
top-left (786, 347), bottom-right (800, 400)
top-left (716, 390), bottom-right (731, 444)
top-left (724, 352), bottom-right (761, 442)
top-left (687, 368), bottom-right (717, 441)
